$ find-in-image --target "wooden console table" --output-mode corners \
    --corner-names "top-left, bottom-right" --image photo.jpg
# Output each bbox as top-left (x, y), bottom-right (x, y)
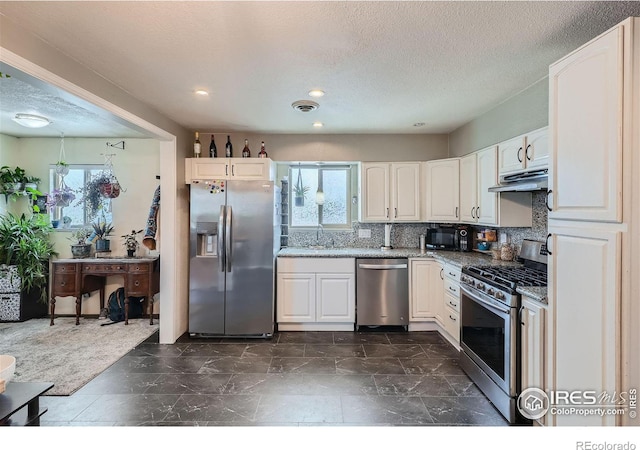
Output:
top-left (0, 382), bottom-right (54, 426)
top-left (50, 257), bottom-right (159, 326)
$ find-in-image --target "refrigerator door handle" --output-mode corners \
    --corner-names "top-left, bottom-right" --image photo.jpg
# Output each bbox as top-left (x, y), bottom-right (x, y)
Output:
top-left (225, 206), bottom-right (233, 272)
top-left (218, 205), bottom-right (225, 272)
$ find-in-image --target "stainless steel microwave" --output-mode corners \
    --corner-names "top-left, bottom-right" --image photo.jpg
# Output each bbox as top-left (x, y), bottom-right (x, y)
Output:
top-left (425, 225), bottom-right (471, 252)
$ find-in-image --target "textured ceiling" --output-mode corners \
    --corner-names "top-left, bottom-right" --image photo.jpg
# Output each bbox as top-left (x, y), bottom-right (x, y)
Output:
top-left (1, 1), bottom-right (640, 137)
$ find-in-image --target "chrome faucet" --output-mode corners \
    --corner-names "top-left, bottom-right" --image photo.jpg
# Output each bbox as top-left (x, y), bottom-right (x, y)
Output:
top-left (316, 223), bottom-right (324, 245)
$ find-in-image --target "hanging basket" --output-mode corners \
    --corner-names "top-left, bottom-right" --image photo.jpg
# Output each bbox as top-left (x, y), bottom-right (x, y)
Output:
top-left (99, 182), bottom-right (121, 199)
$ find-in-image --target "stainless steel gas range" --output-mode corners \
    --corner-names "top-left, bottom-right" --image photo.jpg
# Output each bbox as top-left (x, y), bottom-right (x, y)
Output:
top-left (459, 239), bottom-right (548, 424)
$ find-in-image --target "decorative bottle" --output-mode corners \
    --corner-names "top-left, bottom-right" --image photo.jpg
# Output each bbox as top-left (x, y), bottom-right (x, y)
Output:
top-left (258, 141), bottom-right (268, 158)
top-left (225, 135), bottom-right (233, 157)
top-left (193, 132), bottom-right (201, 158)
top-left (209, 135), bottom-right (217, 158)
top-left (242, 139), bottom-right (251, 158)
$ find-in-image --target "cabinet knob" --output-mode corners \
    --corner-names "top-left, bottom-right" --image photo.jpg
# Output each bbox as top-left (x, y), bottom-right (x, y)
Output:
top-left (134, 280), bottom-right (140, 287)
top-left (60, 282), bottom-right (66, 286)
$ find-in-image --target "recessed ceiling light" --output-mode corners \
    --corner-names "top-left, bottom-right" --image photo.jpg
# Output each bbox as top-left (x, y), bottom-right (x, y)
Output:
top-left (313, 122), bottom-right (324, 128)
top-left (308, 89), bottom-right (325, 98)
top-left (413, 122), bottom-right (426, 127)
top-left (195, 90), bottom-right (209, 96)
top-left (12, 113), bottom-right (52, 128)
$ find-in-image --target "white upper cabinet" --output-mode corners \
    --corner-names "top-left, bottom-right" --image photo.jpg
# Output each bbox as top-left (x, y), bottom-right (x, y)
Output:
top-left (359, 162), bottom-right (420, 222)
top-left (186, 158), bottom-right (275, 182)
top-left (548, 25), bottom-right (623, 223)
top-left (459, 153), bottom-right (477, 223)
top-left (476, 146), bottom-right (499, 225)
top-left (424, 158), bottom-right (460, 222)
top-left (498, 127), bottom-right (549, 176)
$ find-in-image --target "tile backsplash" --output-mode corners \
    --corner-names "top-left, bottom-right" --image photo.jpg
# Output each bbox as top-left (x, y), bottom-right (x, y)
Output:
top-left (287, 191), bottom-right (548, 253)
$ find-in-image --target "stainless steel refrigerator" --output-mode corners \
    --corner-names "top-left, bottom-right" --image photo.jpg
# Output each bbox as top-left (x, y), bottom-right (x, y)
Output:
top-left (188, 180), bottom-right (280, 337)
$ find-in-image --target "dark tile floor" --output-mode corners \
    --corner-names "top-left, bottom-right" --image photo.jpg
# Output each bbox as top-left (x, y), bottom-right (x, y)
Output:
top-left (40, 329), bottom-right (508, 426)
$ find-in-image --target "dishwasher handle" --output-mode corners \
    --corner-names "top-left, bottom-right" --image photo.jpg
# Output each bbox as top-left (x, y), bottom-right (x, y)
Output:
top-left (358, 263), bottom-right (408, 270)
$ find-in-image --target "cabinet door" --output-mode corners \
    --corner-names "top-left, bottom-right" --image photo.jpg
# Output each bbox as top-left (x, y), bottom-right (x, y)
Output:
top-left (498, 135), bottom-right (526, 175)
top-left (191, 158), bottom-right (229, 180)
top-left (521, 297), bottom-right (545, 391)
top-left (476, 146), bottom-right (498, 226)
top-left (524, 127), bottom-right (549, 170)
top-left (229, 159), bottom-right (273, 180)
top-left (424, 159), bottom-right (460, 222)
top-left (360, 163), bottom-right (390, 222)
top-left (391, 163), bottom-right (421, 222)
top-left (276, 273), bottom-right (315, 322)
top-left (316, 273), bottom-right (355, 323)
top-left (409, 260), bottom-right (443, 321)
top-left (547, 222), bottom-right (620, 426)
top-left (459, 153), bottom-right (477, 223)
top-left (548, 26), bottom-right (623, 222)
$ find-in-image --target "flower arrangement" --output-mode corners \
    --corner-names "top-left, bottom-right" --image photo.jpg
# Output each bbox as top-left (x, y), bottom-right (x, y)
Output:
top-left (122, 229), bottom-right (143, 255)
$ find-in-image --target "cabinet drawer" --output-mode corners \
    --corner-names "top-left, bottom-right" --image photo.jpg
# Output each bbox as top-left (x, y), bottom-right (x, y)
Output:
top-left (444, 292), bottom-right (460, 312)
top-left (277, 257), bottom-right (355, 274)
top-left (127, 275), bottom-right (149, 295)
top-left (54, 263), bottom-right (77, 274)
top-left (444, 278), bottom-right (460, 297)
top-left (443, 305), bottom-right (460, 341)
top-left (53, 273), bottom-right (76, 294)
top-left (443, 264), bottom-right (461, 282)
top-left (83, 264), bottom-right (126, 273)
top-left (128, 263), bottom-right (150, 273)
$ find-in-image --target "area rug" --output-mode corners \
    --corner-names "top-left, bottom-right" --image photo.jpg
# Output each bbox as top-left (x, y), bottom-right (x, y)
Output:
top-left (0, 317), bottom-right (158, 396)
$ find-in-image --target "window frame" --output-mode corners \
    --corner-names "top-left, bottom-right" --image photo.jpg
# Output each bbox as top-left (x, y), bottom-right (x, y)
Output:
top-left (288, 164), bottom-right (352, 231)
top-left (49, 164), bottom-right (113, 229)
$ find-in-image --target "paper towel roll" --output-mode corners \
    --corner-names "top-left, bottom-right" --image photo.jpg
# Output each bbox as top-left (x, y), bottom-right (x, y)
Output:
top-left (384, 224), bottom-right (392, 247)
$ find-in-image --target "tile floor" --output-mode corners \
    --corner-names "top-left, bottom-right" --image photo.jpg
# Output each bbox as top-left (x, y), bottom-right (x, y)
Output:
top-left (40, 329), bottom-right (509, 426)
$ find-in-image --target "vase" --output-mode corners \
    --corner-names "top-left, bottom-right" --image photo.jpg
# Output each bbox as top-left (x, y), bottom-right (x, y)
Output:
top-left (95, 239), bottom-right (110, 252)
top-left (294, 196), bottom-right (304, 207)
top-left (51, 220), bottom-right (60, 228)
top-left (99, 182), bottom-right (121, 199)
top-left (127, 249), bottom-right (135, 257)
top-left (71, 244), bottom-right (92, 259)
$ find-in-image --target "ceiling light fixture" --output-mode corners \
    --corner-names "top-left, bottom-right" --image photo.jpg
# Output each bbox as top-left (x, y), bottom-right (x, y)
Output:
top-left (292, 100), bottom-right (319, 112)
top-left (413, 122), bottom-right (426, 127)
top-left (195, 90), bottom-right (209, 96)
top-left (308, 89), bottom-right (325, 98)
top-left (313, 122), bottom-right (324, 128)
top-left (12, 113), bottom-right (52, 128)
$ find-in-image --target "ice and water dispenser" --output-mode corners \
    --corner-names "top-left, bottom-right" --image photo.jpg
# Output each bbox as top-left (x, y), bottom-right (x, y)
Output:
top-left (195, 222), bottom-right (218, 257)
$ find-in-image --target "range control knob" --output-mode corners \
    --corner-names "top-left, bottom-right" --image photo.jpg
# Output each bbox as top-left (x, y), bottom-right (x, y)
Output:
top-left (476, 282), bottom-right (485, 291)
top-left (487, 288), bottom-right (495, 296)
top-left (495, 291), bottom-right (505, 300)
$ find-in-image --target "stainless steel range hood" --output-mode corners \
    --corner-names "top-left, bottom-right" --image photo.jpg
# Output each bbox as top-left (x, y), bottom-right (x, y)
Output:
top-left (488, 168), bottom-right (548, 192)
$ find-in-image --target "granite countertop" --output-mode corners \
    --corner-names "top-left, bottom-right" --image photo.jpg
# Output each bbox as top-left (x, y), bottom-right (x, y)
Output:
top-left (517, 286), bottom-right (548, 304)
top-left (277, 247), bottom-right (521, 269)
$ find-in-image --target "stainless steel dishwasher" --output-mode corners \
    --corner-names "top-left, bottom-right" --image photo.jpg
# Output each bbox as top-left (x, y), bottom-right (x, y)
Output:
top-left (356, 258), bottom-right (409, 330)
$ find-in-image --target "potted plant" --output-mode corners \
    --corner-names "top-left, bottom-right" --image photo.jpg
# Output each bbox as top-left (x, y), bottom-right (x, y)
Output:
top-left (46, 185), bottom-right (76, 208)
top-left (79, 172), bottom-right (121, 220)
top-left (54, 161), bottom-right (69, 176)
top-left (91, 221), bottom-right (114, 252)
top-left (0, 166), bottom-right (25, 196)
top-left (293, 183), bottom-right (309, 207)
top-left (122, 229), bottom-right (143, 257)
top-left (0, 213), bottom-right (56, 312)
top-left (68, 227), bottom-right (93, 258)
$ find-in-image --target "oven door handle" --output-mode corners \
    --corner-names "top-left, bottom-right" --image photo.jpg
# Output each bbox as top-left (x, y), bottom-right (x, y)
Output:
top-left (461, 285), bottom-right (510, 316)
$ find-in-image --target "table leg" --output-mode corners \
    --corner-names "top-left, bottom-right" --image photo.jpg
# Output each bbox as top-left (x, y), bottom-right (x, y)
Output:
top-left (149, 294), bottom-right (154, 326)
top-left (50, 297), bottom-right (56, 326)
top-left (26, 397), bottom-right (40, 426)
top-left (75, 296), bottom-right (81, 326)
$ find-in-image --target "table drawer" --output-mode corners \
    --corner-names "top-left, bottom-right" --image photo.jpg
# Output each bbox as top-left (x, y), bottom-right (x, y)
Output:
top-left (128, 263), bottom-right (150, 273)
top-left (127, 275), bottom-right (149, 295)
top-left (54, 263), bottom-right (77, 274)
top-left (83, 264), bottom-right (126, 273)
top-left (52, 273), bottom-right (76, 294)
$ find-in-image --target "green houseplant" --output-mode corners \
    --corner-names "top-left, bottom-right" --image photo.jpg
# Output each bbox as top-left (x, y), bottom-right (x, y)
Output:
top-left (68, 227), bottom-right (92, 258)
top-left (79, 172), bottom-right (121, 220)
top-left (91, 221), bottom-right (114, 252)
top-left (122, 229), bottom-right (143, 257)
top-left (0, 213), bottom-right (56, 306)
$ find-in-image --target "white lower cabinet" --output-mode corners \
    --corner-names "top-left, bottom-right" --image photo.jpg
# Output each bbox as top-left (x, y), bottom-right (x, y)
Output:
top-left (521, 296), bottom-right (546, 426)
top-left (409, 259), bottom-right (443, 322)
top-left (276, 257), bottom-right (355, 331)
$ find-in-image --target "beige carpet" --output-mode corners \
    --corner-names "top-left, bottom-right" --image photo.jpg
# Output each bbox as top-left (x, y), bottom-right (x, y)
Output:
top-left (0, 317), bottom-right (158, 396)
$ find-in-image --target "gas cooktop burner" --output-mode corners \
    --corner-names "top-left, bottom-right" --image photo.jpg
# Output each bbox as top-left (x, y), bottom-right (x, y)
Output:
top-left (461, 265), bottom-right (547, 294)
